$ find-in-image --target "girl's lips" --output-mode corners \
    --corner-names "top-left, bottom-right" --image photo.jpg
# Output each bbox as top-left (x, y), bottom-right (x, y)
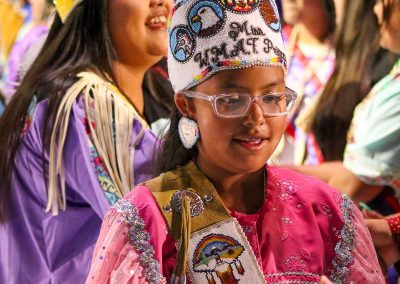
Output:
top-left (146, 23), bottom-right (167, 30)
top-left (233, 138), bottom-right (268, 151)
top-left (145, 15), bottom-right (167, 29)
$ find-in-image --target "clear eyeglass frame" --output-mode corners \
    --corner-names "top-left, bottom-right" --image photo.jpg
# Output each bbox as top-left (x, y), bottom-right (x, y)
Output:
top-left (181, 87), bottom-right (298, 118)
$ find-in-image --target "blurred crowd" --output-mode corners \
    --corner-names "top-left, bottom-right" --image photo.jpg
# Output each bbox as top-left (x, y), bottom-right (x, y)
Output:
top-left (0, 0), bottom-right (399, 283)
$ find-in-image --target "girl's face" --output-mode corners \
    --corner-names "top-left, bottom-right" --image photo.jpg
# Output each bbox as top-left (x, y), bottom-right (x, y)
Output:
top-left (108, 0), bottom-right (173, 66)
top-left (187, 66), bottom-right (287, 176)
top-left (374, 0), bottom-right (400, 53)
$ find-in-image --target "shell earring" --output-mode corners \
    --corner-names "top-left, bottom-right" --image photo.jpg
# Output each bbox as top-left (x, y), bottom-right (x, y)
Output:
top-left (178, 116), bottom-right (200, 149)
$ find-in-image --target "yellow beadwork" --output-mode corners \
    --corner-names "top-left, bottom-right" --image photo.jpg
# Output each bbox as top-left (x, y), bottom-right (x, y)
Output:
top-left (53, 0), bottom-right (80, 22)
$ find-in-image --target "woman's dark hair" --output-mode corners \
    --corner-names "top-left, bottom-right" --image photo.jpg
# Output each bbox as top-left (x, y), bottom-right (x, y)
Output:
top-left (0, 0), bottom-right (171, 222)
top-left (0, 90), bottom-right (5, 106)
top-left (143, 58), bottom-right (175, 113)
top-left (156, 107), bottom-right (198, 176)
top-left (310, 0), bottom-right (381, 161)
top-left (322, 0), bottom-right (336, 38)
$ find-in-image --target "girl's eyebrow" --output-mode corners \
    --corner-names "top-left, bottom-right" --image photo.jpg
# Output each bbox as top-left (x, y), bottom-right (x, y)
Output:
top-left (221, 81), bottom-right (285, 91)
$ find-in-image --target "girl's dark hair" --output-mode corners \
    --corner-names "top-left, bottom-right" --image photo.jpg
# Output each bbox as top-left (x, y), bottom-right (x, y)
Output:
top-left (156, 107), bottom-right (198, 175)
top-left (0, 0), bottom-right (171, 222)
top-left (310, 0), bottom-right (381, 161)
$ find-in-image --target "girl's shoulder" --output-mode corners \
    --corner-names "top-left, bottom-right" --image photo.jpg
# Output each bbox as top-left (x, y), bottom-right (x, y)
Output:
top-left (112, 185), bottom-right (167, 232)
top-left (119, 186), bottom-right (162, 212)
top-left (268, 166), bottom-right (344, 203)
top-left (264, 167), bottom-right (384, 283)
top-left (266, 166), bottom-right (353, 229)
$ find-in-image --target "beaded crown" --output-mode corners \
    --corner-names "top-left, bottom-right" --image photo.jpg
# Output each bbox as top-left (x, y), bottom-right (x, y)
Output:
top-left (168, 0), bottom-right (287, 93)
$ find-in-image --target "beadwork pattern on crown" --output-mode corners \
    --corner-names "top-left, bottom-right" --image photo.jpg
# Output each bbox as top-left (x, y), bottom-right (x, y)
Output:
top-left (168, 0), bottom-right (287, 92)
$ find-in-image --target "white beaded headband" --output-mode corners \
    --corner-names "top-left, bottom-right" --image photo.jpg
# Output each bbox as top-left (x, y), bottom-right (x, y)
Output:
top-left (168, 0), bottom-right (287, 92)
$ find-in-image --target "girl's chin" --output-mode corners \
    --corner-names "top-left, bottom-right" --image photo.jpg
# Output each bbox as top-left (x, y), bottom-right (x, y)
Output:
top-left (228, 159), bottom-right (268, 173)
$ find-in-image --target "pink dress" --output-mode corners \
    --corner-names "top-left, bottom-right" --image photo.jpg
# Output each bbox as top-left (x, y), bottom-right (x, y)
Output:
top-left (87, 167), bottom-right (384, 283)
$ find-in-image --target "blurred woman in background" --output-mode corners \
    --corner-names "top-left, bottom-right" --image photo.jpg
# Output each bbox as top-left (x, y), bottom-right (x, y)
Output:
top-left (0, 0), bottom-right (173, 282)
top-left (289, 0), bottom-right (400, 210)
top-left (275, 0), bottom-right (336, 164)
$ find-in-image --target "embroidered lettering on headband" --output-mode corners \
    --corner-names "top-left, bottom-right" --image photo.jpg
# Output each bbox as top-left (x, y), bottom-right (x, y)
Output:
top-left (194, 35), bottom-right (285, 68)
top-left (264, 38), bottom-right (287, 66)
top-left (167, 0), bottom-right (287, 92)
top-left (228, 21), bottom-right (266, 41)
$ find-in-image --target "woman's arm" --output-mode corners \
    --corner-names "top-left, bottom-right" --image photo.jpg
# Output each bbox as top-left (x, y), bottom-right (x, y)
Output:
top-left (328, 166), bottom-right (384, 203)
top-left (285, 161), bottom-right (344, 182)
top-left (286, 162), bottom-right (384, 203)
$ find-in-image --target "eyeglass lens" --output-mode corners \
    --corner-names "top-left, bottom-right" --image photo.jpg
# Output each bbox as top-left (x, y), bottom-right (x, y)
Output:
top-left (215, 94), bottom-right (292, 117)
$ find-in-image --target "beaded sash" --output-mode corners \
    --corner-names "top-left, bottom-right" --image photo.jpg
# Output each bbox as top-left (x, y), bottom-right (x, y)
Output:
top-left (145, 162), bottom-right (266, 284)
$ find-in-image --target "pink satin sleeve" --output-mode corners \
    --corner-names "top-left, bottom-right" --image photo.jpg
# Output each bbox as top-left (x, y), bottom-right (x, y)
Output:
top-left (347, 204), bottom-right (385, 283)
top-left (86, 208), bottom-right (150, 284)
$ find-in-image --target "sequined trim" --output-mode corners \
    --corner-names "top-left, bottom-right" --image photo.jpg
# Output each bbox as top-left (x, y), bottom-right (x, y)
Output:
top-left (114, 199), bottom-right (166, 284)
top-left (265, 271), bottom-right (320, 284)
top-left (266, 271), bottom-right (320, 277)
top-left (267, 281), bottom-right (318, 284)
top-left (329, 194), bottom-right (355, 284)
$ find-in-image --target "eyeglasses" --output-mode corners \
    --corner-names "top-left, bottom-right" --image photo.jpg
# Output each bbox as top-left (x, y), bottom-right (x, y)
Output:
top-left (181, 87), bottom-right (297, 118)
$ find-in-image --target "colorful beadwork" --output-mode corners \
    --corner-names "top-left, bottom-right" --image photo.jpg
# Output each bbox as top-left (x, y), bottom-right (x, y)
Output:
top-left (187, 57), bottom-right (283, 90)
top-left (187, 0), bottom-right (226, 37)
top-left (219, 0), bottom-right (260, 14)
top-left (259, 0), bottom-right (281, 32)
top-left (168, 0), bottom-right (286, 92)
top-left (170, 25), bottom-right (197, 63)
top-left (192, 234), bottom-right (245, 272)
top-left (90, 147), bottom-right (121, 205)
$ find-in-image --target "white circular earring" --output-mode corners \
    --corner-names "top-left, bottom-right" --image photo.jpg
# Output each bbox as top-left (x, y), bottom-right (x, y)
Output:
top-left (178, 116), bottom-right (200, 149)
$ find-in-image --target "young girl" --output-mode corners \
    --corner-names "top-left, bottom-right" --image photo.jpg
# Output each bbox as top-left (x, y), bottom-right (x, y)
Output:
top-left (0, 0), bottom-right (172, 282)
top-left (87, 0), bottom-right (384, 283)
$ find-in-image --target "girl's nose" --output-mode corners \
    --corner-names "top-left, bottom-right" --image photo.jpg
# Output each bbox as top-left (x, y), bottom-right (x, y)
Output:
top-left (242, 100), bottom-right (265, 127)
